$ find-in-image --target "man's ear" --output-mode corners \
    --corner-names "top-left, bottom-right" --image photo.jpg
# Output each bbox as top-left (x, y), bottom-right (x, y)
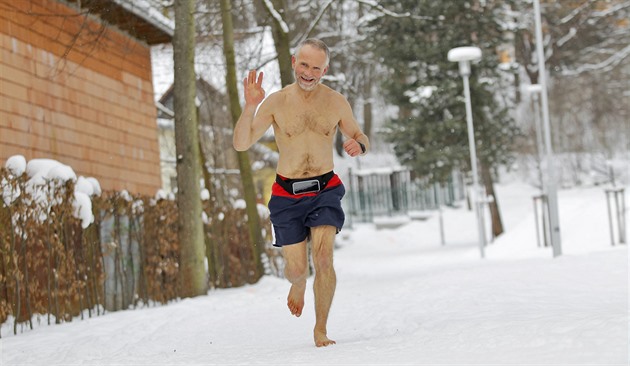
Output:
top-left (323, 65), bottom-right (329, 75)
top-left (291, 55), bottom-right (296, 68)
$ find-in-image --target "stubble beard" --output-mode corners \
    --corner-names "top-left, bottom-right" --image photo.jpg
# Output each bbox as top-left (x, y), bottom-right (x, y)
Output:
top-left (294, 70), bottom-right (319, 92)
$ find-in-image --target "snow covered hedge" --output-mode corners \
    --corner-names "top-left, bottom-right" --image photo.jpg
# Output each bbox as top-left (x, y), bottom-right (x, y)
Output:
top-left (0, 156), bottom-right (276, 337)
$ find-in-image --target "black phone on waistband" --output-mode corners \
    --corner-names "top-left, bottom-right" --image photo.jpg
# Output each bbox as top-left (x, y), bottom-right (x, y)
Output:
top-left (292, 180), bottom-right (320, 195)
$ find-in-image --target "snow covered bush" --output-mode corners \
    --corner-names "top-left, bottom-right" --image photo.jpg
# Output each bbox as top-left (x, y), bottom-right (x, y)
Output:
top-left (1, 156), bottom-right (278, 336)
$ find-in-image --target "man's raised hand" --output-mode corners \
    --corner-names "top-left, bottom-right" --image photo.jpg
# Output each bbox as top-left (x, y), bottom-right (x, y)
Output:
top-left (243, 70), bottom-right (265, 106)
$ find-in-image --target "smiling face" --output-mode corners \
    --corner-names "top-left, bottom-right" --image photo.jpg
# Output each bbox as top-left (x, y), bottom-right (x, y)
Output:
top-left (292, 44), bottom-right (329, 92)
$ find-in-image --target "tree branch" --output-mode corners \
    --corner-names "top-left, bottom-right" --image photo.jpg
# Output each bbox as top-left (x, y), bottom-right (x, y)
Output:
top-left (560, 43), bottom-right (630, 76)
top-left (352, 0), bottom-right (433, 21)
top-left (293, 0), bottom-right (335, 45)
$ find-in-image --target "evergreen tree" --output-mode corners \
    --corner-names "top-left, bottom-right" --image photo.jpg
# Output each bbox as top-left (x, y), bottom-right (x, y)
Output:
top-left (367, 0), bottom-right (521, 237)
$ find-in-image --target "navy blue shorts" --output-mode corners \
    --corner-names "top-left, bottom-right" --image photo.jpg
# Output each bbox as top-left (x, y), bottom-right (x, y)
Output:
top-left (268, 183), bottom-right (345, 247)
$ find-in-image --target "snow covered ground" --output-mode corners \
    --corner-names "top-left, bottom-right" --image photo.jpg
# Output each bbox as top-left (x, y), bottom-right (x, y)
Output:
top-left (1, 181), bottom-right (628, 365)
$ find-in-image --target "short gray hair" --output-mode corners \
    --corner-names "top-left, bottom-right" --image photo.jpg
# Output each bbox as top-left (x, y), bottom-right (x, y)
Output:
top-left (295, 38), bottom-right (330, 66)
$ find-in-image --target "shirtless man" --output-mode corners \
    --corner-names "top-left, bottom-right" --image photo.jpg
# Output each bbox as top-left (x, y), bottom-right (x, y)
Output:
top-left (233, 38), bottom-right (369, 347)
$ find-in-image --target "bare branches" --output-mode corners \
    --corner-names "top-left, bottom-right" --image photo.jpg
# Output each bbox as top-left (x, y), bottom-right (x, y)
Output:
top-left (293, 0), bottom-right (335, 45)
top-left (560, 43), bottom-right (630, 76)
top-left (1, 1), bottom-right (108, 79)
top-left (559, 0), bottom-right (596, 24)
top-left (353, 0), bottom-right (433, 21)
top-left (262, 0), bottom-right (289, 33)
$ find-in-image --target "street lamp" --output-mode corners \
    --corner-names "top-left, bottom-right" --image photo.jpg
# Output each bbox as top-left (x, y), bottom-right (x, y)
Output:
top-left (526, 84), bottom-right (552, 249)
top-left (526, 84), bottom-right (545, 185)
top-left (448, 46), bottom-right (486, 258)
top-left (533, 0), bottom-right (562, 257)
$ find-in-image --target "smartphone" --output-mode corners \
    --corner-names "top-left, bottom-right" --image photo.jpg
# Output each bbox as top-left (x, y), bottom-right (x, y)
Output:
top-left (292, 180), bottom-right (320, 195)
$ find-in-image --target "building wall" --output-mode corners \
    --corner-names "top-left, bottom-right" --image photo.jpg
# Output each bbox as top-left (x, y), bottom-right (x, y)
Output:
top-left (0, 0), bottom-right (162, 195)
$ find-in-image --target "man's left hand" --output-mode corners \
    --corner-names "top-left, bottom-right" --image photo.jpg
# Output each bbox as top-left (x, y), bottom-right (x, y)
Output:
top-left (343, 139), bottom-right (364, 157)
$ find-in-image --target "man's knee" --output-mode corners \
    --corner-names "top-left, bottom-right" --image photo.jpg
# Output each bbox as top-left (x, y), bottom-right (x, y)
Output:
top-left (311, 226), bottom-right (336, 271)
top-left (284, 261), bottom-right (308, 281)
top-left (312, 249), bottom-right (334, 272)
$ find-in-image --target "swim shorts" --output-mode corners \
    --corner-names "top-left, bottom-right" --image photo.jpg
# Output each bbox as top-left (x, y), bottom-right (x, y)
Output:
top-left (268, 172), bottom-right (345, 247)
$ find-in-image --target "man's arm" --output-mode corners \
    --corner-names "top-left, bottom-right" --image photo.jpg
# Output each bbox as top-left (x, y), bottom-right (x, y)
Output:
top-left (233, 70), bottom-right (274, 151)
top-left (337, 96), bottom-right (370, 157)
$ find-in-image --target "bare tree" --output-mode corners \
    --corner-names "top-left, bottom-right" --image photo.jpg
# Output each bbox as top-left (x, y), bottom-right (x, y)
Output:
top-left (173, 0), bottom-right (207, 297)
top-left (262, 0), bottom-right (294, 87)
top-left (512, 0), bottom-right (630, 156)
top-left (220, 0), bottom-right (265, 282)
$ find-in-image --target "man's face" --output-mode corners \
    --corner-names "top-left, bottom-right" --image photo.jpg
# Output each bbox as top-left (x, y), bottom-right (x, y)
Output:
top-left (292, 45), bottom-right (329, 91)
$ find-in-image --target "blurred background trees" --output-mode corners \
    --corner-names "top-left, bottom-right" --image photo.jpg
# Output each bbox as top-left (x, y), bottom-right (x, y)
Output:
top-left (160, 0), bottom-right (627, 240)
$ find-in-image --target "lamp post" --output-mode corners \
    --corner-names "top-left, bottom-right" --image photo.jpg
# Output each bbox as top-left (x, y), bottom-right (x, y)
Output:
top-left (533, 0), bottom-right (562, 257)
top-left (448, 46), bottom-right (486, 258)
top-left (527, 84), bottom-right (552, 249)
top-left (526, 84), bottom-right (546, 190)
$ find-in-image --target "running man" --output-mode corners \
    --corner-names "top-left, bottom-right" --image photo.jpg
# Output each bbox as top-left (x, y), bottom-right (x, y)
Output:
top-left (233, 38), bottom-right (369, 347)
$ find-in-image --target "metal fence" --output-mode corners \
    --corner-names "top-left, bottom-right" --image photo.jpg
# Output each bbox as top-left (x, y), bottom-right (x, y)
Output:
top-left (344, 168), bottom-right (466, 223)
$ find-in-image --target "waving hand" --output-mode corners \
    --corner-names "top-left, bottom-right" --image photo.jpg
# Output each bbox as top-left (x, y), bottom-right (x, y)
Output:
top-left (243, 70), bottom-right (265, 106)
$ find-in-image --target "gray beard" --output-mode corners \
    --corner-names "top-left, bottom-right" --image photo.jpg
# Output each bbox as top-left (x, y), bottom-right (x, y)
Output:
top-left (294, 72), bottom-right (319, 91)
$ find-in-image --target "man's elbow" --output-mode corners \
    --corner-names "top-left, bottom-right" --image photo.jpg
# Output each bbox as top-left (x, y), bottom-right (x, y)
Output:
top-left (233, 139), bottom-right (249, 152)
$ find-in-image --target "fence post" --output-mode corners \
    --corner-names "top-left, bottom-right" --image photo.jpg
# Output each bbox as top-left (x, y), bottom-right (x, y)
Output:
top-left (533, 195), bottom-right (541, 248)
top-left (618, 189), bottom-right (626, 244)
top-left (533, 194), bottom-right (551, 248)
top-left (346, 168), bottom-right (355, 229)
top-left (437, 184), bottom-right (445, 246)
top-left (606, 188), bottom-right (626, 246)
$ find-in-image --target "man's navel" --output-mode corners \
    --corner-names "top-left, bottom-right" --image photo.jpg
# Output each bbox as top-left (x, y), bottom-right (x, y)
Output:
top-left (299, 154), bottom-right (316, 177)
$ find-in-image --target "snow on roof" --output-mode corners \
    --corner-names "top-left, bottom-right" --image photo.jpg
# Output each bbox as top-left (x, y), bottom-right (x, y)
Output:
top-left (112, 0), bottom-right (174, 37)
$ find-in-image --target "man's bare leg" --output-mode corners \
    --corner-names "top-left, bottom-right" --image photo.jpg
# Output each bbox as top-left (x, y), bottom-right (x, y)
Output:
top-left (311, 225), bottom-right (337, 347)
top-left (282, 241), bottom-right (308, 317)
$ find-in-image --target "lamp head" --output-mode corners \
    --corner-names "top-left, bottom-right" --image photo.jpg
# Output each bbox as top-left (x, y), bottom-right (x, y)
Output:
top-left (526, 84), bottom-right (543, 94)
top-left (448, 47), bottom-right (481, 77)
top-left (447, 47), bottom-right (482, 62)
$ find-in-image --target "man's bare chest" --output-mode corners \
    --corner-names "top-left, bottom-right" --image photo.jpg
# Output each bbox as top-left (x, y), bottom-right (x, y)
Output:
top-left (273, 108), bottom-right (339, 139)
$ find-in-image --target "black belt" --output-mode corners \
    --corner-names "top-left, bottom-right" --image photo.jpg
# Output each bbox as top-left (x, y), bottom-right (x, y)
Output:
top-left (275, 171), bottom-right (335, 195)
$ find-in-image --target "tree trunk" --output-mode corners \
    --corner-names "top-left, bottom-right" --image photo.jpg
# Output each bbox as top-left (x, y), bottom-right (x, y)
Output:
top-left (480, 162), bottom-right (504, 238)
top-left (362, 65), bottom-right (373, 139)
top-left (220, 0), bottom-right (264, 282)
top-left (263, 0), bottom-right (293, 87)
top-left (173, 0), bottom-right (208, 297)
top-left (198, 137), bottom-right (218, 286)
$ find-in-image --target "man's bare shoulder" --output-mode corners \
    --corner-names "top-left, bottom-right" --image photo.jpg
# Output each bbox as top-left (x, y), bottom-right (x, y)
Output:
top-left (320, 84), bottom-right (351, 107)
top-left (263, 85), bottom-right (292, 106)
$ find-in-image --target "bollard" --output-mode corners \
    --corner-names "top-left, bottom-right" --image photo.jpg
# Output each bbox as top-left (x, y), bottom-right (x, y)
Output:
top-left (533, 194), bottom-right (551, 248)
top-left (605, 188), bottom-right (626, 245)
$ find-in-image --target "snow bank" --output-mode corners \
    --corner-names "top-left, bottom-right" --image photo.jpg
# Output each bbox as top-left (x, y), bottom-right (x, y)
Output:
top-left (3, 155), bottom-right (101, 228)
top-left (1, 182), bottom-right (626, 365)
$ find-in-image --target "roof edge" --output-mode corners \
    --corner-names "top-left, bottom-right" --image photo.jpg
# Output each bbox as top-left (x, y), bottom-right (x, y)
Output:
top-left (110, 0), bottom-right (174, 38)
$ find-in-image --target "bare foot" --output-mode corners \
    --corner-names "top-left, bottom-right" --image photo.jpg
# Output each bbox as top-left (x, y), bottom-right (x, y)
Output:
top-left (287, 280), bottom-right (306, 317)
top-left (314, 330), bottom-right (336, 347)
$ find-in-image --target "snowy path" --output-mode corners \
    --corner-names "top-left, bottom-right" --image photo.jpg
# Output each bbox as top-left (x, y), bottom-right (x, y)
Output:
top-left (1, 183), bottom-right (628, 365)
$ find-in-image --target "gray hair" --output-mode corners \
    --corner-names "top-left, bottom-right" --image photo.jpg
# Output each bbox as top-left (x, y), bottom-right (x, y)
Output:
top-left (295, 38), bottom-right (330, 66)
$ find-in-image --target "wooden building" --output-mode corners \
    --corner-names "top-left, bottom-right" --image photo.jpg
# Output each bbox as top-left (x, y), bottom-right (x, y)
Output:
top-left (0, 0), bottom-right (172, 194)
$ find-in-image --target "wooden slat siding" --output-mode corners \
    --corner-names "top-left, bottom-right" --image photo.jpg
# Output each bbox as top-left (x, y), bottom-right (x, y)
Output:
top-left (3, 0), bottom-right (152, 81)
top-left (0, 0), bottom-right (162, 195)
